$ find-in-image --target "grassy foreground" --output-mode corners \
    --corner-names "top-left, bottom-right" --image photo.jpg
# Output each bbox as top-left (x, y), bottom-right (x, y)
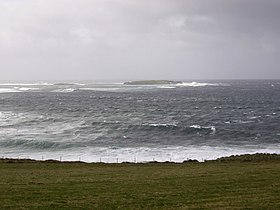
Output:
top-left (0, 154), bottom-right (280, 209)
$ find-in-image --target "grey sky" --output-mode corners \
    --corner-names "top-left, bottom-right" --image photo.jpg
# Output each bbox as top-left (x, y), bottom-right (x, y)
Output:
top-left (0, 0), bottom-right (279, 80)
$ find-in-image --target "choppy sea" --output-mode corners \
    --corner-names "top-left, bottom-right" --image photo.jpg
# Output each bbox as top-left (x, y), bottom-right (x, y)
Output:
top-left (0, 80), bottom-right (279, 162)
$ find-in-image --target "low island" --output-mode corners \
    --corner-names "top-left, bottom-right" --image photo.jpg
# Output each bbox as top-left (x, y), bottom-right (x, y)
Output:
top-left (123, 80), bottom-right (182, 85)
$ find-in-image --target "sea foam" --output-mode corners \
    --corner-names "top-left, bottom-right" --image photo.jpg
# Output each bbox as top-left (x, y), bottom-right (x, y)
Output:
top-left (1, 145), bottom-right (280, 163)
top-left (176, 82), bottom-right (224, 87)
top-left (0, 88), bottom-right (21, 93)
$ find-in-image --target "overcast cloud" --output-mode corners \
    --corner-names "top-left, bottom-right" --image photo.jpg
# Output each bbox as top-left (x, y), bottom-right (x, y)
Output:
top-left (0, 0), bottom-right (279, 80)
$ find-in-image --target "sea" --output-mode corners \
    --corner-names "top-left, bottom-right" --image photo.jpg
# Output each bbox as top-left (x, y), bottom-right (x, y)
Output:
top-left (0, 80), bottom-right (279, 163)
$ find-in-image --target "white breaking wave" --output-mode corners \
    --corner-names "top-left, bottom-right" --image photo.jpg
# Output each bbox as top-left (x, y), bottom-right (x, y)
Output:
top-left (15, 87), bottom-right (40, 91)
top-left (0, 88), bottom-right (21, 93)
top-left (1, 145), bottom-right (279, 163)
top-left (176, 82), bottom-right (224, 87)
top-left (0, 82), bottom-right (53, 86)
top-left (73, 83), bottom-right (86, 86)
top-left (0, 87), bottom-right (40, 93)
top-left (148, 123), bottom-right (177, 127)
top-left (157, 86), bottom-right (176, 89)
top-left (79, 87), bottom-right (121, 92)
top-left (189, 125), bottom-right (216, 133)
top-left (52, 88), bottom-right (76, 93)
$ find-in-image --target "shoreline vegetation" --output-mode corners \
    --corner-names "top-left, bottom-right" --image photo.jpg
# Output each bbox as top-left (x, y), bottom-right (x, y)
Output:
top-left (123, 80), bottom-right (182, 85)
top-left (1, 153), bottom-right (279, 209)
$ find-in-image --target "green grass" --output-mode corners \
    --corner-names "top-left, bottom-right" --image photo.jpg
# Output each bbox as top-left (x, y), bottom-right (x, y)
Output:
top-left (0, 154), bottom-right (280, 209)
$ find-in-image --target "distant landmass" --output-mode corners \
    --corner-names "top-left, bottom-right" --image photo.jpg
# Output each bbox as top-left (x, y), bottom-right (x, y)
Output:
top-left (123, 80), bottom-right (182, 85)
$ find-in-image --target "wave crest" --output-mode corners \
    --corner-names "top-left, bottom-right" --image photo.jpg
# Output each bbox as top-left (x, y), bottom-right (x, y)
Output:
top-left (176, 82), bottom-right (224, 87)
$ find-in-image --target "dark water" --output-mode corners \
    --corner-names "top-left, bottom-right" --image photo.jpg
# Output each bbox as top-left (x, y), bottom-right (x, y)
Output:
top-left (0, 80), bottom-right (279, 162)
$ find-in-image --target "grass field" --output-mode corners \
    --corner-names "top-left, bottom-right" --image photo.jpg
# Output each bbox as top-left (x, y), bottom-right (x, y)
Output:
top-left (0, 154), bottom-right (280, 209)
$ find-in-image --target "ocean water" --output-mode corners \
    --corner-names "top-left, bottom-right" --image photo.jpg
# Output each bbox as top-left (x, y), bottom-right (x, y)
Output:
top-left (0, 80), bottom-right (279, 162)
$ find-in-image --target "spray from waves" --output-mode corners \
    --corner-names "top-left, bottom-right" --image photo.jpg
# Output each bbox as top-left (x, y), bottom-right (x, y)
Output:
top-left (134, 123), bottom-right (216, 135)
top-left (147, 82), bottom-right (227, 89)
top-left (79, 87), bottom-right (122, 92)
top-left (0, 111), bottom-right (49, 127)
top-left (189, 125), bottom-right (216, 134)
top-left (148, 123), bottom-right (178, 127)
top-left (0, 82), bottom-right (85, 94)
top-left (52, 88), bottom-right (76, 93)
top-left (15, 87), bottom-right (40, 91)
top-left (0, 82), bottom-right (53, 86)
top-left (0, 111), bottom-right (26, 127)
top-left (0, 88), bottom-right (21, 93)
top-left (157, 86), bottom-right (176, 89)
top-left (175, 82), bottom-right (226, 87)
top-left (0, 81), bottom-right (228, 94)
top-left (0, 139), bottom-right (63, 150)
top-left (0, 82), bottom-right (86, 88)
top-left (0, 87), bottom-right (41, 93)
top-left (0, 84), bottom-right (48, 93)
top-left (1, 144), bottom-right (279, 163)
